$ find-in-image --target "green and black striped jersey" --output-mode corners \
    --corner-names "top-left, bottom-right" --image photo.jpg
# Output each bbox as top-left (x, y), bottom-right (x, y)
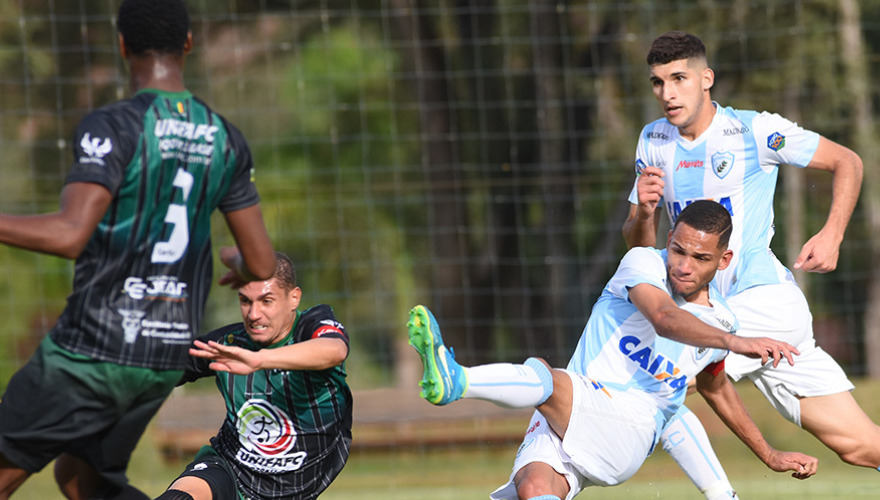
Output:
top-left (50, 89), bottom-right (260, 370)
top-left (183, 304), bottom-right (353, 500)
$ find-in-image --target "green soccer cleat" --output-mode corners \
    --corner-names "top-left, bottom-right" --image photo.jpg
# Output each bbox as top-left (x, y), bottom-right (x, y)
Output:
top-left (407, 305), bottom-right (468, 405)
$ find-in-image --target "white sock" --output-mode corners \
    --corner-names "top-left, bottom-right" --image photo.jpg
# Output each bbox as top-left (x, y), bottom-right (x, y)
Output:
top-left (463, 358), bottom-right (553, 409)
top-left (661, 405), bottom-right (737, 500)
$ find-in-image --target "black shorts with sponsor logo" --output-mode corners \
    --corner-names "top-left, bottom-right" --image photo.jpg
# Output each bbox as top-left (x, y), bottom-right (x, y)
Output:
top-left (0, 336), bottom-right (182, 486)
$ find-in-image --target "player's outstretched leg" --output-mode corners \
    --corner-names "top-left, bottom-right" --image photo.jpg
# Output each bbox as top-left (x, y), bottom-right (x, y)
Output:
top-left (407, 305), bottom-right (469, 405)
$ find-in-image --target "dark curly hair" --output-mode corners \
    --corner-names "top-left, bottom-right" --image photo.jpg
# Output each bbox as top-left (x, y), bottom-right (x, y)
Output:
top-left (646, 31), bottom-right (706, 66)
top-left (117, 0), bottom-right (190, 56)
top-left (673, 200), bottom-right (732, 249)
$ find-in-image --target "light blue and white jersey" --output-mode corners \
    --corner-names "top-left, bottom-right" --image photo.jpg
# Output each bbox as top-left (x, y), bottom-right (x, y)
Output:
top-left (567, 247), bottom-right (734, 439)
top-left (628, 104), bottom-right (820, 297)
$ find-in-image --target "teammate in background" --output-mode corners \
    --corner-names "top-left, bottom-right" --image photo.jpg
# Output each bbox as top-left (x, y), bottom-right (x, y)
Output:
top-left (623, 30), bottom-right (879, 499)
top-left (157, 252), bottom-right (352, 500)
top-left (410, 201), bottom-right (817, 500)
top-left (0, 1), bottom-right (277, 499)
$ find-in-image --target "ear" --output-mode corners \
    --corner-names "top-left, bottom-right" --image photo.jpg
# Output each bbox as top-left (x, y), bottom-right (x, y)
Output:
top-left (702, 68), bottom-right (715, 91)
top-left (666, 228), bottom-right (674, 248)
top-left (289, 286), bottom-right (302, 311)
top-left (183, 31), bottom-right (193, 55)
top-left (716, 249), bottom-right (733, 271)
top-left (118, 33), bottom-right (128, 59)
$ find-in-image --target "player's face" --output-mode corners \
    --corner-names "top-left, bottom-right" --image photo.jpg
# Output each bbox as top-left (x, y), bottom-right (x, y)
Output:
top-left (665, 222), bottom-right (732, 299)
top-left (238, 278), bottom-right (302, 346)
top-left (649, 58), bottom-right (715, 140)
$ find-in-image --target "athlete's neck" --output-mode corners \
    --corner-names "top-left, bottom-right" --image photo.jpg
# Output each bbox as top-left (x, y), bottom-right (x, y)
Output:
top-left (682, 286), bottom-right (712, 307)
top-left (127, 54), bottom-right (186, 94)
top-left (678, 101), bottom-right (717, 142)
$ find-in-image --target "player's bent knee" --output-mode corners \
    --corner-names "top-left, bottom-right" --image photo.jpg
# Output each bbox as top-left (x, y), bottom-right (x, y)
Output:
top-left (155, 490), bottom-right (195, 500)
top-left (838, 446), bottom-right (880, 469)
top-left (514, 463), bottom-right (568, 499)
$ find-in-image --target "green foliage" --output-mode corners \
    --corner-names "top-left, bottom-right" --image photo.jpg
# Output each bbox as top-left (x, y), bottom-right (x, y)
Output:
top-left (0, 0), bottom-right (877, 382)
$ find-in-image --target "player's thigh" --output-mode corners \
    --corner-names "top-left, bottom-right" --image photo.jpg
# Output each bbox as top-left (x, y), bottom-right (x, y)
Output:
top-left (744, 344), bottom-right (854, 425)
top-left (536, 367), bottom-right (573, 437)
top-left (71, 365), bottom-right (180, 488)
top-left (490, 411), bottom-right (582, 500)
top-left (800, 391), bottom-right (880, 464)
top-left (563, 374), bottom-right (655, 486)
top-left (0, 338), bottom-right (121, 473)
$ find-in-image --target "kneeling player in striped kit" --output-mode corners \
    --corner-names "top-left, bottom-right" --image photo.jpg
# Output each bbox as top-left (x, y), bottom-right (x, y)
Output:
top-left (157, 252), bottom-right (352, 500)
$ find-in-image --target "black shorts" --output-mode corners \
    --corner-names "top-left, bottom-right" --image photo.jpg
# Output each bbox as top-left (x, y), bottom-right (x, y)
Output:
top-left (174, 447), bottom-right (238, 500)
top-left (0, 336), bottom-right (182, 487)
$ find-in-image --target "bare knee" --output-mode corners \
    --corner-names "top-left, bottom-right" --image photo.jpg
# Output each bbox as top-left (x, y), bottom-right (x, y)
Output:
top-left (165, 476), bottom-right (213, 500)
top-left (837, 442), bottom-right (880, 468)
top-left (54, 454), bottom-right (102, 500)
top-left (800, 393), bottom-right (880, 469)
top-left (817, 427), bottom-right (880, 468)
top-left (0, 454), bottom-right (30, 500)
top-left (514, 462), bottom-right (569, 499)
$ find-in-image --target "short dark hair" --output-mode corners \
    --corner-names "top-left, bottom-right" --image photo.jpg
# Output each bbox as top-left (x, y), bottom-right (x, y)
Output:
top-left (117, 0), bottom-right (190, 56)
top-left (647, 31), bottom-right (706, 66)
top-left (673, 200), bottom-right (732, 249)
top-left (273, 252), bottom-right (298, 292)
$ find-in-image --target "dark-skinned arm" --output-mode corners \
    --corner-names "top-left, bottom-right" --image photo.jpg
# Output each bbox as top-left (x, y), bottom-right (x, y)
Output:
top-left (628, 283), bottom-right (797, 367)
top-left (218, 204), bottom-right (276, 288)
top-left (695, 367), bottom-right (817, 479)
top-left (0, 182), bottom-right (111, 259)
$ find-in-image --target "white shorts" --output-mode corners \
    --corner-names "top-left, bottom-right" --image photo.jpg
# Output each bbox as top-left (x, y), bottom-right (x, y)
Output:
top-left (490, 373), bottom-right (657, 500)
top-left (723, 283), bottom-right (854, 425)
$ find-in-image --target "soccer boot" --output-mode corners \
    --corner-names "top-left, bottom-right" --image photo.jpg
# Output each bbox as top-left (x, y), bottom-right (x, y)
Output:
top-left (407, 305), bottom-right (468, 405)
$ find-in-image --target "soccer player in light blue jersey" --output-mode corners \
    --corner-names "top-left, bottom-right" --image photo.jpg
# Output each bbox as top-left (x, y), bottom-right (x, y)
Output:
top-left (410, 201), bottom-right (816, 500)
top-left (623, 30), bottom-right (880, 500)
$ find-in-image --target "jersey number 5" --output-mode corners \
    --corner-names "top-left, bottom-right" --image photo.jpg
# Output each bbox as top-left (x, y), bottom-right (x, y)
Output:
top-left (152, 167), bottom-right (194, 264)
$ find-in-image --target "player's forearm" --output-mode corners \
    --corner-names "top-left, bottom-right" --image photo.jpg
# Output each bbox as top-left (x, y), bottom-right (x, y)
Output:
top-left (0, 182), bottom-right (110, 258)
top-left (699, 380), bottom-right (776, 465)
top-left (224, 205), bottom-right (277, 281)
top-left (0, 213), bottom-right (91, 258)
top-left (652, 304), bottom-right (733, 350)
top-left (823, 149), bottom-right (863, 241)
top-left (258, 337), bottom-right (348, 371)
top-left (622, 211), bottom-right (658, 248)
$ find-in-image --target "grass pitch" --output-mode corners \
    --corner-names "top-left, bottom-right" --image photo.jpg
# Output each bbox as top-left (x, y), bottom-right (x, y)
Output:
top-left (14, 379), bottom-right (880, 499)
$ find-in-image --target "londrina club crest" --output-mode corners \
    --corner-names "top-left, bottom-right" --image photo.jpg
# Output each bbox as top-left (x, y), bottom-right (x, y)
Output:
top-left (711, 150), bottom-right (734, 179)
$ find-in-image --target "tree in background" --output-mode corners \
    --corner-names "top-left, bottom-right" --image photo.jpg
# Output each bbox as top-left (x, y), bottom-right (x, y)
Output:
top-left (0, 0), bottom-right (878, 384)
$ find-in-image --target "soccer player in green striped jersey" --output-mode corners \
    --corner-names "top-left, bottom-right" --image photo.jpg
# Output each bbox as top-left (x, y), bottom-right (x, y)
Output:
top-left (158, 253), bottom-right (352, 500)
top-left (0, 1), bottom-right (276, 499)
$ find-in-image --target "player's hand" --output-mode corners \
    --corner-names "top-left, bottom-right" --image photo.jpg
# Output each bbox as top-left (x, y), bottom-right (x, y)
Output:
top-left (727, 336), bottom-right (799, 367)
top-left (190, 339), bottom-right (263, 375)
top-left (218, 246), bottom-right (250, 289)
top-left (794, 229), bottom-right (841, 273)
top-left (764, 449), bottom-right (818, 479)
top-left (636, 166), bottom-right (665, 215)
